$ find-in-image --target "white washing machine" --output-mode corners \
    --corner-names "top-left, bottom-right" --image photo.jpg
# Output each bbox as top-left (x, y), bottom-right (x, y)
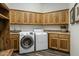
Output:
top-left (34, 29), bottom-right (48, 51)
top-left (19, 32), bottom-right (35, 54)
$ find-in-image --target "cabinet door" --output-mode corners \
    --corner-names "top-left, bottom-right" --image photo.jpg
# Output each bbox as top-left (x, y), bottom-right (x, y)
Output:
top-left (10, 10), bottom-right (24, 24)
top-left (58, 39), bottom-right (69, 52)
top-left (15, 11), bottom-right (24, 24)
top-left (10, 34), bottom-right (19, 51)
top-left (50, 38), bottom-right (58, 49)
top-left (64, 10), bottom-right (69, 24)
top-left (9, 10), bottom-right (16, 24)
top-left (54, 12), bottom-right (60, 24)
top-left (13, 39), bottom-right (19, 51)
top-left (43, 13), bottom-right (49, 24)
top-left (48, 13), bottom-right (54, 24)
top-left (35, 13), bottom-right (43, 24)
top-left (59, 10), bottom-right (69, 24)
top-left (24, 12), bottom-right (30, 24)
top-left (29, 12), bottom-right (33, 24)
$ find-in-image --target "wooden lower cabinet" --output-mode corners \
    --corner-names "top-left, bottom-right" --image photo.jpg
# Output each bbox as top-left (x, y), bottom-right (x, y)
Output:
top-left (10, 34), bottom-right (19, 51)
top-left (49, 38), bottom-right (58, 49)
top-left (58, 39), bottom-right (69, 52)
top-left (48, 33), bottom-right (70, 52)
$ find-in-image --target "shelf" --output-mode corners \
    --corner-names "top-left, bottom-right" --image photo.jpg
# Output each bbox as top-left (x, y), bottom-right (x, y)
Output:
top-left (0, 13), bottom-right (9, 19)
top-left (0, 3), bottom-right (9, 11)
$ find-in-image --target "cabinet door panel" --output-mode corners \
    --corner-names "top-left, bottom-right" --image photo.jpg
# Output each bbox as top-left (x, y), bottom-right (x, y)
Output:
top-left (10, 34), bottom-right (19, 51)
top-left (35, 13), bottom-right (43, 24)
top-left (59, 39), bottom-right (69, 52)
top-left (15, 11), bottom-right (24, 24)
top-left (55, 12), bottom-right (60, 24)
top-left (39, 13), bottom-right (43, 24)
top-left (29, 12), bottom-right (34, 24)
top-left (48, 13), bottom-right (54, 24)
top-left (59, 10), bottom-right (69, 24)
top-left (24, 12), bottom-right (30, 24)
top-left (43, 13), bottom-right (49, 24)
top-left (50, 38), bottom-right (58, 49)
top-left (9, 10), bottom-right (16, 24)
top-left (32, 13), bottom-right (36, 24)
top-left (14, 39), bottom-right (19, 51)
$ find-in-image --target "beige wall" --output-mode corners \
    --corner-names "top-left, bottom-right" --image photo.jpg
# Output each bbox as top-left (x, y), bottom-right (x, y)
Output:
top-left (69, 3), bottom-right (79, 56)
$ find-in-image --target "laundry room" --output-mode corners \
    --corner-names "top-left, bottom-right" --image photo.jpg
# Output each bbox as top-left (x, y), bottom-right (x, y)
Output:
top-left (0, 2), bottom-right (79, 56)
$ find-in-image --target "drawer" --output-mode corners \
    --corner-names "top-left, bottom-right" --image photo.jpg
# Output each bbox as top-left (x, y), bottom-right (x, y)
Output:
top-left (49, 33), bottom-right (59, 38)
top-left (10, 34), bottom-right (19, 38)
top-left (59, 34), bottom-right (70, 39)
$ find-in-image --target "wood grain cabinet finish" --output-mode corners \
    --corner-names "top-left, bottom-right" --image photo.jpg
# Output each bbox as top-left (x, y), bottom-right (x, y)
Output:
top-left (10, 10), bottom-right (24, 24)
top-left (10, 34), bottom-right (19, 51)
top-left (49, 38), bottom-right (58, 49)
top-left (58, 39), bottom-right (69, 52)
top-left (58, 34), bottom-right (70, 52)
top-left (48, 33), bottom-right (70, 52)
top-left (59, 10), bottom-right (69, 24)
top-left (35, 13), bottom-right (43, 24)
top-left (15, 11), bottom-right (24, 24)
top-left (48, 33), bottom-right (59, 49)
top-left (10, 9), bottom-right (69, 25)
top-left (24, 12), bottom-right (30, 24)
top-left (9, 10), bottom-right (16, 24)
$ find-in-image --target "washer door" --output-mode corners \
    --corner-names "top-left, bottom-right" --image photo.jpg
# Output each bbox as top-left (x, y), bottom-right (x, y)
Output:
top-left (21, 35), bottom-right (33, 49)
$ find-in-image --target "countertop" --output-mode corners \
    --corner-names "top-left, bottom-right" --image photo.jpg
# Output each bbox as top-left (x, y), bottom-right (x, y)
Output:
top-left (10, 30), bottom-right (20, 34)
top-left (10, 30), bottom-right (70, 35)
top-left (44, 30), bottom-right (70, 34)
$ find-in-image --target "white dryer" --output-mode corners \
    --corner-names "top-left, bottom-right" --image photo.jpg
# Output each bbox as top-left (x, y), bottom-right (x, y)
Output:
top-left (35, 32), bottom-right (48, 51)
top-left (19, 32), bottom-right (35, 54)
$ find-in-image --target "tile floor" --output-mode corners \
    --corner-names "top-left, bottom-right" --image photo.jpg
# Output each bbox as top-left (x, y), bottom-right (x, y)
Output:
top-left (12, 49), bottom-right (70, 56)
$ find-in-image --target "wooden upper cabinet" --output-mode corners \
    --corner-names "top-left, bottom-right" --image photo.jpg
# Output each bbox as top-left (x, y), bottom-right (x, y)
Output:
top-left (59, 10), bottom-right (69, 24)
top-left (10, 10), bottom-right (24, 24)
top-left (35, 13), bottom-right (43, 24)
top-left (28, 12), bottom-right (34, 24)
top-left (10, 9), bottom-right (69, 25)
top-left (15, 11), bottom-right (24, 24)
top-left (51, 12), bottom-right (60, 24)
top-left (10, 34), bottom-right (19, 51)
top-left (47, 13), bottom-right (54, 24)
top-left (9, 10), bottom-right (16, 24)
top-left (43, 13), bottom-right (49, 24)
top-left (24, 12), bottom-right (30, 24)
top-left (43, 9), bottom-right (69, 25)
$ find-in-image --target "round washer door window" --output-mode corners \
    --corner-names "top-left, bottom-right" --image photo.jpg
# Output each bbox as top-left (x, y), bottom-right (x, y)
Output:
top-left (21, 35), bottom-right (33, 49)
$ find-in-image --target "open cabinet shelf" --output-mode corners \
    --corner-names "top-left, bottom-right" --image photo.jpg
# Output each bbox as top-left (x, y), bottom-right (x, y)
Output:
top-left (0, 3), bottom-right (10, 51)
top-left (0, 3), bottom-right (9, 20)
top-left (0, 13), bottom-right (9, 19)
top-left (0, 3), bottom-right (9, 11)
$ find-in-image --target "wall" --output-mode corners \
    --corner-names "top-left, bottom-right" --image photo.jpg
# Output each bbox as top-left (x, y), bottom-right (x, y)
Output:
top-left (69, 3), bottom-right (79, 56)
top-left (10, 25), bottom-right (61, 31)
top-left (41, 3), bottom-right (69, 12)
top-left (6, 3), bottom-right (69, 31)
top-left (6, 3), bottom-right (42, 12)
top-left (6, 3), bottom-right (69, 12)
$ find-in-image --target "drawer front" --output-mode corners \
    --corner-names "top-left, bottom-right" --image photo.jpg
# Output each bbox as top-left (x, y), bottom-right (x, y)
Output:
top-left (59, 34), bottom-right (70, 39)
top-left (10, 34), bottom-right (19, 39)
top-left (49, 33), bottom-right (59, 38)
